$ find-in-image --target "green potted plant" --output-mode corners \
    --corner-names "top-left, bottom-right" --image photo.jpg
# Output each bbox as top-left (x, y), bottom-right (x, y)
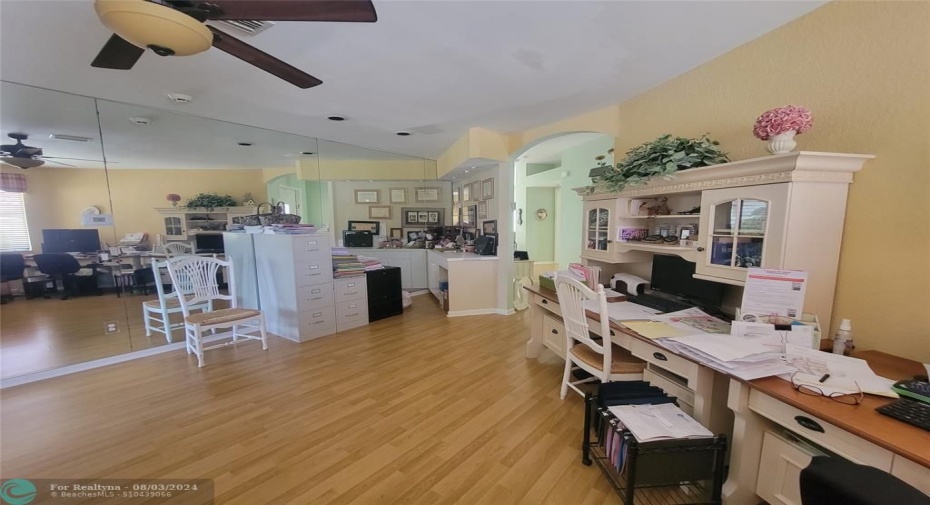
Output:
top-left (590, 134), bottom-right (729, 193)
top-left (184, 193), bottom-right (238, 211)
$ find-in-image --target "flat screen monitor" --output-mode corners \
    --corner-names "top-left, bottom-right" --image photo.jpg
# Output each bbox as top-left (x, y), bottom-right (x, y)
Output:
top-left (194, 233), bottom-right (225, 253)
top-left (42, 229), bottom-right (101, 253)
top-left (650, 254), bottom-right (724, 307)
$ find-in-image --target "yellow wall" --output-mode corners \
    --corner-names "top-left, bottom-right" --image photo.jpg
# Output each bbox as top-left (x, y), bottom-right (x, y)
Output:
top-left (19, 168), bottom-right (268, 250)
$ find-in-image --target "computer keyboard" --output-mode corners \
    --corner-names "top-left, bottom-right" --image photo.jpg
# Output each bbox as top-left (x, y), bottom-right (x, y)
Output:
top-left (627, 293), bottom-right (694, 314)
top-left (876, 398), bottom-right (930, 432)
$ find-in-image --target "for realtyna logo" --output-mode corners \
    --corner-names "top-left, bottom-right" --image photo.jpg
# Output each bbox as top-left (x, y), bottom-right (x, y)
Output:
top-left (0, 479), bottom-right (37, 505)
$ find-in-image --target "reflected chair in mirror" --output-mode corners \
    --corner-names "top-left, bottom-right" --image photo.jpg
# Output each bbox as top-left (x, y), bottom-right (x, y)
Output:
top-left (0, 253), bottom-right (26, 304)
top-left (142, 259), bottom-right (211, 343)
top-left (162, 242), bottom-right (194, 257)
top-left (555, 276), bottom-right (646, 399)
top-left (33, 253), bottom-right (100, 300)
top-left (167, 256), bottom-right (267, 367)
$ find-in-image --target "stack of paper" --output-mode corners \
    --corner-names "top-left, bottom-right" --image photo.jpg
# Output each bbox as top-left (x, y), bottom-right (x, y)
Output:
top-left (661, 334), bottom-right (795, 380)
top-left (784, 344), bottom-right (897, 397)
top-left (607, 403), bottom-right (713, 442)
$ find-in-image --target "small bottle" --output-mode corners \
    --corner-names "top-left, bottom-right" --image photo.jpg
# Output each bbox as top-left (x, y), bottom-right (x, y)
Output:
top-left (832, 319), bottom-right (853, 355)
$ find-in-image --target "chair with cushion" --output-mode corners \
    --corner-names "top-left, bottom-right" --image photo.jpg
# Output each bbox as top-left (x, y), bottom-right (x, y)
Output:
top-left (33, 253), bottom-right (98, 300)
top-left (167, 255), bottom-right (267, 367)
top-left (0, 253), bottom-right (26, 303)
top-left (142, 259), bottom-right (211, 343)
top-left (555, 275), bottom-right (646, 399)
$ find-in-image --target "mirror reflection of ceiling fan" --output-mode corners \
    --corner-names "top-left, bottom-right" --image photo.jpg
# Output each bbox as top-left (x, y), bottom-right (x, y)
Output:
top-left (0, 133), bottom-right (105, 169)
top-left (90, 0), bottom-right (378, 89)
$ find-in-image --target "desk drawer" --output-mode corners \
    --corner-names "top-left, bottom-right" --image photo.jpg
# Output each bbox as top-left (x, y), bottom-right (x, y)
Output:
top-left (297, 284), bottom-right (334, 312)
top-left (891, 455), bottom-right (930, 496)
top-left (334, 278), bottom-right (367, 303)
top-left (295, 260), bottom-right (334, 287)
top-left (748, 391), bottom-right (893, 470)
top-left (542, 314), bottom-right (566, 359)
top-left (756, 431), bottom-right (814, 505)
top-left (534, 294), bottom-right (560, 316)
top-left (630, 339), bottom-right (699, 389)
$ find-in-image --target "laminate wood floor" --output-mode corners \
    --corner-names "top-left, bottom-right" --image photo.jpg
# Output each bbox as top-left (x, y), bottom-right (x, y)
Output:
top-left (0, 297), bottom-right (623, 504)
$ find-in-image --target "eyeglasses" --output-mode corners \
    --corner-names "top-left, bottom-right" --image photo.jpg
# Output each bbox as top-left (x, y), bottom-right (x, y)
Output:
top-left (790, 372), bottom-right (864, 405)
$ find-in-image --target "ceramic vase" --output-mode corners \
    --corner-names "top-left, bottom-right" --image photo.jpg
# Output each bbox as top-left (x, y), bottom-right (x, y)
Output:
top-left (766, 130), bottom-right (797, 154)
top-left (171, 201), bottom-right (178, 207)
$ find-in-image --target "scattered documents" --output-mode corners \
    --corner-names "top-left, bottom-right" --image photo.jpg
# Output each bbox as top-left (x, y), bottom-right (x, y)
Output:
top-left (732, 321), bottom-right (817, 352)
top-left (784, 344), bottom-right (897, 397)
top-left (621, 321), bottom-right (692, 340)
top-left (582, 300), bottom-right (659, 322)
top-left (740, 268), bottom-right (808, 319)
top-left (661, 333), bottom-right (796, 381)
top-left (607, 403), bottom-right (713, 442)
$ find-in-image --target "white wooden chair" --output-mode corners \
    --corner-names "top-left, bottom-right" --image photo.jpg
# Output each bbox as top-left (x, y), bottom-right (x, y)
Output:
top-left (162, 242), bottom-right (194, 257)
top-left (555, 275), bottom-right (645, 399)
top-left (141, 259), bottom-right (210, 343)
top-left (167, 256), bottom-right (267, 367)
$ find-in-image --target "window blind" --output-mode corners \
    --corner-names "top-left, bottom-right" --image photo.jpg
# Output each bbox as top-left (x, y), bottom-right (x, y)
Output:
top-left (0, 190), bottom-right (32, 252)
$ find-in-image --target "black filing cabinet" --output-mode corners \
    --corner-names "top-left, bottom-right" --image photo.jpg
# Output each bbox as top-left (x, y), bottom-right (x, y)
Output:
top-left (366, 267), bottom-right (403, 322)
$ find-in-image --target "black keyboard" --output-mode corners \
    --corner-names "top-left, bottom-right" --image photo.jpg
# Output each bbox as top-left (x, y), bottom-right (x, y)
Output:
top-left (876, 398), bottom-right (930, 432)
top-left (628, 293), bottom-right (694, 314)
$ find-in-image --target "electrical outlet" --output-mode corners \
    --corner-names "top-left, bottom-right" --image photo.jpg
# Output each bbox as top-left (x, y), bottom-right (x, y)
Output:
top-left (105, 321), bottom-right (119, 334)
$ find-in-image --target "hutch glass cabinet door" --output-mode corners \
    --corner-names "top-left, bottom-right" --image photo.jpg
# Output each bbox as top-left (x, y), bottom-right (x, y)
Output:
top-left (162, 215), bottom-right (187, 240)
top-left (585, 205), bottom-right (611, 254)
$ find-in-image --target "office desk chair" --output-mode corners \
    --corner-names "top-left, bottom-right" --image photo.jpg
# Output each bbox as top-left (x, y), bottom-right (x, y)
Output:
top-left (0, 253), bottom-right (26, 303)
top-left (33, 253), bottom-right (95, 300)
top-left (555, 275), bottom-right (646, 399)
top-left (800, 456), bottom-right (930, 505)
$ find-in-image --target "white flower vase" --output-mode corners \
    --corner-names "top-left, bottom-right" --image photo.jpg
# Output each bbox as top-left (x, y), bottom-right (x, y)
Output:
top-left (766, 130), bottom-right (797, 154)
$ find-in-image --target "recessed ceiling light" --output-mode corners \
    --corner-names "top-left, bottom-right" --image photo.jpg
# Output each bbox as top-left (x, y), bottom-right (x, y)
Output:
top-left (237, 142), bottom-right (253, 146)
top-left (129, 117), bottom-right (151, 125)
top-left (167, 93), bottom-right (193, 104)
top-left (300, 151), bottom-right (315, 155)
top-left (395, 131), bottom-right (412, 136)
top-left (326, 115), bottom-right (347, 121)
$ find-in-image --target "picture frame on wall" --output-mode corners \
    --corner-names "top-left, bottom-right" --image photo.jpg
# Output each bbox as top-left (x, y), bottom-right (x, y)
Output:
top-left (452, 204), bottom-right (461, 225)
top-left (404, 210), bottom-right (419, 225)
top-left (471, 181), bottom-right (481, 201)
top-left (390, 228), bottom-right (404, 239)
top-left (368, 206), bottom-right (392, 219)
top-left (453, 187), bottom-right (460, 204)
top-left (481, 178), bottom-right (494, 200)
top-left (462, 184), bottom-right (470, 202)
top-left (389, 188), bottom-right (407, 204)
top-left (415, 187), bottom-right (440, 202)
top-left (402, 207), bottom-right (444, 226)
top-left (464, 205), bottom-right (477, 225)
top-left (406, 230), bottom-right (423, 242)
top-left (348, 220), bottom-right (380, 235)
top-left (482, 220), bottom-right (497, 235)
top-left (354, 189), bottom-right (379, 204)
top-left (417, 211), bottom-right (429, 223)
top-left (478, 200), bottom-right (488, 219)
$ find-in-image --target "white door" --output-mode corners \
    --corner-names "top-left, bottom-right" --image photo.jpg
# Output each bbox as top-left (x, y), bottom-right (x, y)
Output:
top-left (279, 186), bottom-right (304, 221)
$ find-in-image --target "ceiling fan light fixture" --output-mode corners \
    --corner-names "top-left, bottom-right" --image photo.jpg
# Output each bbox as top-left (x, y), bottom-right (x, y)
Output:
top-left (2, 157), bottom-right (45, 169)
top-left (94, 0), bottom-right (213, 57)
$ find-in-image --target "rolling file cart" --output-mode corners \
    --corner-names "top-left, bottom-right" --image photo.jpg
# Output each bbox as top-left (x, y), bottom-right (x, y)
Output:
top-left (582, 382), bottom-right (727, 505)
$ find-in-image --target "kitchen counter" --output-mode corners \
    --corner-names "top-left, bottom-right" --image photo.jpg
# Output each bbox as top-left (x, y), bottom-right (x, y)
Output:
top-left (426, 250), bottom-right (499, 316)
top-left (426, 250), bottom-right (499, 262)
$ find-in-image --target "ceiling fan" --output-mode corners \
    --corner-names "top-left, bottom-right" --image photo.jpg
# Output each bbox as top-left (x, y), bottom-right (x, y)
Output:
top-left (1, 133), bottom-right (103, 169)
top-left (90, 0), bottom-right (378, 89)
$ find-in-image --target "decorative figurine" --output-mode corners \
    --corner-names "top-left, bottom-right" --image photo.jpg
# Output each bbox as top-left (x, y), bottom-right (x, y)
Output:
top-left (648, 197), bottom-right (672, 216)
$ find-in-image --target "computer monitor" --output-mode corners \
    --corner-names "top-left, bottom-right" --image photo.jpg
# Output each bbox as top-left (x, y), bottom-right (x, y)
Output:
top-left (42, 229), bottom-right (101, 253)
top-left (650, 254), bottom-right (724, 308)
top-left (194, 233), bottom-right (225, 253)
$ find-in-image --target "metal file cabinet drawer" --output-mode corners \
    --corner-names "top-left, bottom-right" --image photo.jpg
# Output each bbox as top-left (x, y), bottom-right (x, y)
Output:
top-left (336, 299), bottom-right (368, 322)
top-left (297, 284), bottom-right (334, 312)
top-left (748, 390), bottom-right (893, 470)
top-left (631, 339), bottom-right (699, 389)
top-left (292, 236), bottom-right (331, 258)
top-left (298, 306), bottom-right (336, 340)
top-left (294, 260), bottom-right (334, 287)
top-left (643, 368), bottom-right (695, 416)
top-left (334, 278), bottom-right (367, 303)
top-left (533, 294), bottom-right (561, 316)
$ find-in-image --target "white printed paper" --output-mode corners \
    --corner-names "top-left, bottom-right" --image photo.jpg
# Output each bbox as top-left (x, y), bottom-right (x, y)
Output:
top-left (740, 268), bottom-right (808, 319)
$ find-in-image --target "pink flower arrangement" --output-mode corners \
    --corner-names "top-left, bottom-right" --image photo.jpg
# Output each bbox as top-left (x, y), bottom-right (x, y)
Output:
top-left (166, 193), bottom-right (181, 202)
top-left (752, 105), bottom-right (813, 140)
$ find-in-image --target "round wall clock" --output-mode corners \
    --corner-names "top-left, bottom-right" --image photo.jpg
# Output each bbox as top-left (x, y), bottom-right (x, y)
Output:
top-left (535, 208), bottom-right (549, 220)
top-left (82, 206), bottom-right (101, 215)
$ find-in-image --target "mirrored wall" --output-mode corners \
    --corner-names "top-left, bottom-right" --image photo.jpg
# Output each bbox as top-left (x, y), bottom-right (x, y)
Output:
top-left (0, 81), bottom-right (441, 380)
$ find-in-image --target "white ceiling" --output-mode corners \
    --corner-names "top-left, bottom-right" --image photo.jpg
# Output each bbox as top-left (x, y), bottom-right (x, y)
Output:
top-left (0, 0), bottom-right (825, 160)
top-left (517, 132), bottom-right (607, 165)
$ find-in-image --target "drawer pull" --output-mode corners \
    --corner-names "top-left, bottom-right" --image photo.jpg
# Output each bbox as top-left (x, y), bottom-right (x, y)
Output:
top-left (347, 313), bottom-right (359, 317)
top-left (609, 330), bottom-right (615, 336)
top-left (310, 296), bottom-right (323, 300)
top-left (312, 321), bottom-right (324, 325)
top-left (551, 329), bottom-right (558, 334)
top-left (541, 299), bottom-right (548, 305)
top-left (794, 415), bottom-right (825, 433)
top-left (347, 282), bottom-right (356, 287)
top-left (345, 291), bottom-right (358, 295)
top-left (652, 352), bottom-right (668, 361)
top-left (311, 289), bottom-right (322, 294)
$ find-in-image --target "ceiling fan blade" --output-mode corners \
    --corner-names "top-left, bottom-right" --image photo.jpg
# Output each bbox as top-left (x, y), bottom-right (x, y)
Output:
top-left (91, 34), bottom-right (146, 70)
top-left (45, 160), bottom-right (77, 167)
top-left (42, 156), bottom-right (110, 163)
top-left (202, 0), bottom-right (376, 22)
top-left (209, 27), bottom-right (322, 89)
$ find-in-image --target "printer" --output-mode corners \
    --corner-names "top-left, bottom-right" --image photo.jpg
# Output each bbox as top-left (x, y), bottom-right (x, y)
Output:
top-left (117, 232), bottom-right (148, 254)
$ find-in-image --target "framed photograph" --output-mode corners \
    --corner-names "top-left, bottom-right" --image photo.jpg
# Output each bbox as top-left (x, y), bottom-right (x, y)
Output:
top-left (462, 184), bottom-right (470, 202)
top-left (482, 220), bottom-right (497, 234)
top-left (354, 189), bottom-right (379, 204)
top-left (368, 205), bottom-right (392, 219)
top-left (415, 187), bottom-right (440, 202)
top-left (478, 200), bottom-right (488, 219)
top-left (406, 230), bottom-right (423, 242)
top-left (453, 188), bottom-right (460, 204)
top-left (390, 227), bottom-right (404, 239)
top-left (464, 205), bottom-right (477, 225)
top-left (389, 188), bottom-right (407, 204)
top-left (427, 211), bottom-right (439, 223)
top-left (417, 211), bottom-right (429, 223)
top-left (403, 207), bottom-right (443, 226)
top-left (481, 178), bottom-right (494, 200)
top-left (348, 220), bottom-right (380, 235)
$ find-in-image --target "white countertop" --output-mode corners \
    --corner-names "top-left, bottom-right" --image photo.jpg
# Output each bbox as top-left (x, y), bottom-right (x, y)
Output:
top-left (427, 250), bottom-right (499, 262)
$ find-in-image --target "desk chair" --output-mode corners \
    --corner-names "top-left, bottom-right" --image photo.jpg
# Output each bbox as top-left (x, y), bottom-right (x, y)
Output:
top-left (33, 253), bottom-right (99, 300)
top-left (142, 259), bottom-right (211, 343)
top-left (167, 256), bottom-right (267, 367)
top-left (162, 242), bottom-right (194, 257)
top-left (0, 253), bottom-right (26, 303)
top-left (555, 276), bottom-right (646, 399)
top-left (800, 456), bottom-right (930, 505)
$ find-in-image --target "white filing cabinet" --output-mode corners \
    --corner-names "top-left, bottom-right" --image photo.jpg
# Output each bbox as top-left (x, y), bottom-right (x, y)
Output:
top-left (334, 277), bottom-right (368, 332)
top-left (254, 233), bottom-right (335, 342)
top-left (223, 232), bottom-right (259, 310)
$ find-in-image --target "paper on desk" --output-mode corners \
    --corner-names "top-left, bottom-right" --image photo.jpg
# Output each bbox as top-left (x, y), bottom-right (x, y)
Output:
top-left (740, 268), bottom-right (808, 319)
top-left (607, 403), bottom-right (712, 442)
top-left (582, 300), bottom-right (659, 322)
top-left (668, 333), bottom-right (774, 362)
top-left (621, 321), bottom-right (692, 339)
top-left (784, 344), bottom-right (898, 397)
top-left (732, 321), bottom-right (816, 352)
top-left (659, 308), bottom-right (732, 335)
